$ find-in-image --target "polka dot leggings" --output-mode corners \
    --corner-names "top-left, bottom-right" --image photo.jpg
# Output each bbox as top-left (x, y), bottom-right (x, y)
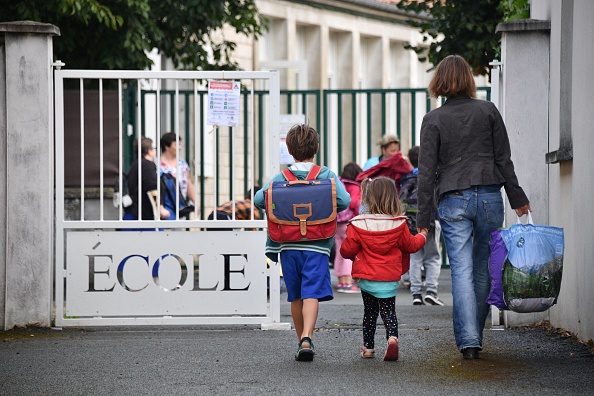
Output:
top-left (361, 290), bottom-right (398, 349)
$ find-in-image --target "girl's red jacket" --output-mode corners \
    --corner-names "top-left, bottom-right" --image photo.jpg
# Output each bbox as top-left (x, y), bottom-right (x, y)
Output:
top-left (340, 214), bottom-right (426, 281)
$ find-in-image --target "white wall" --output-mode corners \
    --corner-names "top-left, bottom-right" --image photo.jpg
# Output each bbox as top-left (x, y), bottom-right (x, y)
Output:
top-left (501, 0), bottom-right (594, 343)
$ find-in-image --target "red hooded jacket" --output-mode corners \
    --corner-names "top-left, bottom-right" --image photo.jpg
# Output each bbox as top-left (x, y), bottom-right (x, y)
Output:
top-left (340, 214), bottom-right (426, 281)
top-left (356, 151), bottom-right (412, 192)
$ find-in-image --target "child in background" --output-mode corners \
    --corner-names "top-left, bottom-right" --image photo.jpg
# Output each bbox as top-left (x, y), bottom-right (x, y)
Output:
top-left (254, 124), bottom-right (350, 361)
top-left (340, 177), bottom-right (427, 360)
top-left (403, 146), bottom-right (444, 306)
top-left (334, 162), bottom-right (363, 293)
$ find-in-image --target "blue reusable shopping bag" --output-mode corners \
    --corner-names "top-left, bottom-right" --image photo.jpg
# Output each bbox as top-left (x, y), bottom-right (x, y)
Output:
top-left (501, 213), bottom-right (564, 313)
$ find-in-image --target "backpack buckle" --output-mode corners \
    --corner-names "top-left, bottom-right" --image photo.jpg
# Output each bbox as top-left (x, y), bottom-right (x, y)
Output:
top-left (294, 204), bottom-right (312, 236)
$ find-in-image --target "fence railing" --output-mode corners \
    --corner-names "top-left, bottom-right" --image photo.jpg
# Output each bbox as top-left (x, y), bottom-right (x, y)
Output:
top-left (126, 87), bottom-right (490, 209)
top-left (55, 69), bottom-right (286, 327)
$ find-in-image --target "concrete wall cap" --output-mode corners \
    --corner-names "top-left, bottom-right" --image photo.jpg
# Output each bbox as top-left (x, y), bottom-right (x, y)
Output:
top-left (0, 20), bottom-right (60, 36)
top-left (496, 19), bottom-right (551, 34)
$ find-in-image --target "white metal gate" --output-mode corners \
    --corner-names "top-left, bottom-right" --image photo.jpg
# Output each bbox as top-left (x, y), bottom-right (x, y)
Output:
top-left (54, 69), bottom-right (288, 328)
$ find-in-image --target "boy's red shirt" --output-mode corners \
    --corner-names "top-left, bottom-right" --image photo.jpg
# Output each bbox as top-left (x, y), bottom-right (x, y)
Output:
top-left (340, 215), bottom-right (426, 281)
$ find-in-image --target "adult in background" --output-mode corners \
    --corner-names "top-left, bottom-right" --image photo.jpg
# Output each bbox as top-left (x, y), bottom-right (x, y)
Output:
top-left (417, 55), bottom-right (531, 360)
top-left (124, 137), bottom-right (169, 222)
top-left (362, 134), bottom-right (401, 171)
top-left (159, 132), bottom-right (197, 219)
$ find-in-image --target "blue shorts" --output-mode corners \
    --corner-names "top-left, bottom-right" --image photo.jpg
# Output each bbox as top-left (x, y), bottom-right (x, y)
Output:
top-left (280, 250), bottom-right (333, 303)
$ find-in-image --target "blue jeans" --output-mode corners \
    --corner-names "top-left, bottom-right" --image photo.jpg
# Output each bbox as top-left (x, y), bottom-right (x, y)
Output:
top-left (438, 185), bottom-right (504, 351)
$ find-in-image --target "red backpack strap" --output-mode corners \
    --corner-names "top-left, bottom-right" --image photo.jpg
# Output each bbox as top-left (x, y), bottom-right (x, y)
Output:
top-left (306, 165), bottom-right (322, 180)
top-left (282, 168), bottom-right (297, 181)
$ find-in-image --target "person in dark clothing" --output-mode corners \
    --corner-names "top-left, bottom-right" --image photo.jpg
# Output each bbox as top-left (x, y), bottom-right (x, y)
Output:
top-left (124, 137), bottom-right (169, 222)
top-left (417, 55), bottom-right (531, 360)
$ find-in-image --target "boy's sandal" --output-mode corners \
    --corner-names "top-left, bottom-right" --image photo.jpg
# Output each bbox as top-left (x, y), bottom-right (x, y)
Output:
top-left (295, 337), bottom-right (315, 361)
top-left (360, 346), bottom-right (375, 358)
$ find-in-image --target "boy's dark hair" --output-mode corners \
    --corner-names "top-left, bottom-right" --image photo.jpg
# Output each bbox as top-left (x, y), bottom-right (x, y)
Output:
top-left (341, 162), bottom-right (362, 180)
top-left (245, 186), bottom-right (261, 199)
top-left (160, 132), bottom-right (181, 153)
top-left (286, 124), bottom-right (319, 161)
top-left (408, 146), bottom-right (420, 168)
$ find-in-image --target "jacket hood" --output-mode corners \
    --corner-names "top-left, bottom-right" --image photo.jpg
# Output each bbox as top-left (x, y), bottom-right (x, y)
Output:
top-left (348, 214), bottom-right (409, 255)
top-left (349, 214), bottom-right (407, 231)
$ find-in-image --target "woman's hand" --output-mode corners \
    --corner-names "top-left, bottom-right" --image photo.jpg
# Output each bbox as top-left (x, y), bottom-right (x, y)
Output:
top-left (515, 203), bottom-right (532, 217)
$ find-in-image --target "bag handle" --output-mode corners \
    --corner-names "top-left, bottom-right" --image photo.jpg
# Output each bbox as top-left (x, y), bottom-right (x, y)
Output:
top-left (516, 211), bottom-right (533, 225)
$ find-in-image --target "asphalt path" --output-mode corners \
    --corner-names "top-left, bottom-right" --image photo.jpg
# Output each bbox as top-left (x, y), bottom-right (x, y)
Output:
top-left (1, 269), bottom-right (593, 395)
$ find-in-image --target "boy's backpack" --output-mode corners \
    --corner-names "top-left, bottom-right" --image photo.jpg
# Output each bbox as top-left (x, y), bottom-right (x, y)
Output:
top-left (399, 173), bottom-right (418, 235)
top-left (265, 165), bottom-right (337, 242)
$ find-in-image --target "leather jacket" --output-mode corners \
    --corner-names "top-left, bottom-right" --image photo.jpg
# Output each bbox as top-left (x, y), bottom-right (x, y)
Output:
top-left (417, 96), bottom-right (529, 229)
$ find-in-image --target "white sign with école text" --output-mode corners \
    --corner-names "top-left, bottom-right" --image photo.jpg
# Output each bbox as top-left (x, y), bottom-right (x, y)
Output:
top-left (65, 231), bottom-right (267, 317)
top-left (207, 80), bottom-right (241, 126)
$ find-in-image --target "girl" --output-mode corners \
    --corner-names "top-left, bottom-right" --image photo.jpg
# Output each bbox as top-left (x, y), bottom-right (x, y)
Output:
top-left (334, 162), bottom-right (363, 293)
top-left (340, 176), bottom-right (427, 360)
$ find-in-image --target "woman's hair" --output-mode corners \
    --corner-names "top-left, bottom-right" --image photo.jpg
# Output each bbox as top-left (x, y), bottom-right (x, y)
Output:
top-left (285, 124), bottom-right (319, 161)
top-left (341, 162), bottom-right (362, 181)
top-left (428, 55), bottom-right (477, 99)
top-left (360, 176), bottom-right (403, 216)
top-left (160, 132), bottom-right (181, 153)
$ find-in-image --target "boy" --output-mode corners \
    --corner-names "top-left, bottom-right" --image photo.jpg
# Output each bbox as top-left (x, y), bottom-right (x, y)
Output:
top-left (254, 124), bottom-right (350, 361)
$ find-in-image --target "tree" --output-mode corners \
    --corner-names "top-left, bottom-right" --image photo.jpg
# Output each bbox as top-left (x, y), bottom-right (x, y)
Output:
top-left (397, 0), bottom-right (530, 76)
top-left (1, 0), bottom-right (267, 70)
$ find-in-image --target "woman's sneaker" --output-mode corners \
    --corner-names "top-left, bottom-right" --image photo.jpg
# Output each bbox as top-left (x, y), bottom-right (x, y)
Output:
top-left (384, 336), bottom-right (399, 361)
top-left (424, 291), bottom-right (444, 306)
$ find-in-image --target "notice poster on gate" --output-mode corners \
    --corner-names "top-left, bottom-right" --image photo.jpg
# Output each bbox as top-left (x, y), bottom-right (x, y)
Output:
top-left (279, 114), bottom-right (306, 164)
top-left (207, 80), bottom-right (241, 126)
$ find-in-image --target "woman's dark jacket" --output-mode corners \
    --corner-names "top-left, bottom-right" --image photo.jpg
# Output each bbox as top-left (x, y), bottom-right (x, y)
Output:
top-left (417, 96), bottom-right (529, 229)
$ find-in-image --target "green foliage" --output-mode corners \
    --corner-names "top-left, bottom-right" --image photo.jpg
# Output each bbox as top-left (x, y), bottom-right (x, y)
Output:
top-left (397, 0), bottom-right (504, 76)
top-left (500, 0), bottom-right (531, 22)
top-left (1, 0), bottom-right (267, 70)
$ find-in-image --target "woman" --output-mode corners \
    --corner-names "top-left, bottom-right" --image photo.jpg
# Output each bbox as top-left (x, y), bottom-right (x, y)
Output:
top-left (159, 132), bottom-right (197, 219)
top-left (362, 134), bottom-right (400, 171)
top-left (416, 55), bottom-right (531, 360)
top-left (124, 137), bottom-right (170, 223)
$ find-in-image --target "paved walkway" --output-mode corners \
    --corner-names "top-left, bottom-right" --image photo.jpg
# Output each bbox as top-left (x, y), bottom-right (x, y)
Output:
top-left (1, 269), bottom-right (592, 395)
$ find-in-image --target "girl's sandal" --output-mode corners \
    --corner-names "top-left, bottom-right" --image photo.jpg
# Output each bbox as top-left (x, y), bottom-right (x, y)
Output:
top-left (384, 336), bottom-right (399, 361)
top-left (360, 346), bottom-right (375, 358)
top-left (295, 337), bottom-right (315, 361)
